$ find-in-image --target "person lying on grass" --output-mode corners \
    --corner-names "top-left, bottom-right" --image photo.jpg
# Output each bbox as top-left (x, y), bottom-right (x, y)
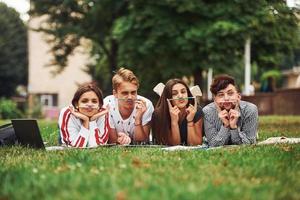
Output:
top-left (203, 74), bottom-right (258, 147)
top-left (104, 67), bottom-right (154, 145)
top-left (152, 79), bottom-right (203, 146)
top-left (58, 83), bottom-right (130, 148)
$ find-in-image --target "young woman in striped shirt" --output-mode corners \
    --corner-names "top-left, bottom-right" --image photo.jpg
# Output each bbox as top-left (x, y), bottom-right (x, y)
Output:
top-left (58, 83), bottom-right (130, 148)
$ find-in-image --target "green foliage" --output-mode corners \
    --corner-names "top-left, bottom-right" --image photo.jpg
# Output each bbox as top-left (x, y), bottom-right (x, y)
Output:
top-left (0, 98), bottom-right (23, 119)
top-left (28, 104), bottom-right (43, 119)
top-left (27, 96), bottom-right (43, 119)
top-left (117, 1), bottom-right (299, 89)
top-left (0, 3), bottom-right (28, 98)
top-left (261, 69), bottom-right (282, 81)
top-left (30, 1), bottom-right (300, 97)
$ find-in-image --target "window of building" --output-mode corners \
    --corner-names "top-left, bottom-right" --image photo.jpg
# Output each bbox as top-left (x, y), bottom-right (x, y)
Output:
top-left (39, 93), bottom-right (58, 107)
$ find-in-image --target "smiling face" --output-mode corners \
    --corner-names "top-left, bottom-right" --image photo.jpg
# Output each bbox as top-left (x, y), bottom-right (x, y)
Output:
top-left (170, 83), bottom-right (189, 109)
top-left (214, 84), bottom-right (241, 111)
top-left (77, 91), bottom-right (100, 117)
top-left (114, 81), bottom-right (138, 111)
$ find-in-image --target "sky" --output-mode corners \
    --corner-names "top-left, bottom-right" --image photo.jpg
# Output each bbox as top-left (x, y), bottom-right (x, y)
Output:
top-left (0, 0), bottom-right (30, 21)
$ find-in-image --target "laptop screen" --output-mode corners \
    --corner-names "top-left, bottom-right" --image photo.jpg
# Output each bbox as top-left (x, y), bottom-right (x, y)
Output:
top-left (11, 119), bottom-right (45, 149)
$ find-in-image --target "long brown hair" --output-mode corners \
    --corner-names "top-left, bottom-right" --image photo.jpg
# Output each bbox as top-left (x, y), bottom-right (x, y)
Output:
top-left (152, 79), bottom-right (194, 145)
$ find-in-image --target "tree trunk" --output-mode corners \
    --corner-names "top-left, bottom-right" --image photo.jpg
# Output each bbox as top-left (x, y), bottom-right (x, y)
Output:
top-left (193, 67), bottom-right (205, 106)
top-left (106, 39), bottom-right (118, 92)
top-left (193, 67), bottom-right (203, 87)
top-left (109, 39), bottom-right (118, 80)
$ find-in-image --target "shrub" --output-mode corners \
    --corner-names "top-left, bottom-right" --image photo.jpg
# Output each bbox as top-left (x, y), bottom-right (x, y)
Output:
top-left (28, 103), bottom-right (43, 119)
top-left (0, 98), bottom-right (23, 119)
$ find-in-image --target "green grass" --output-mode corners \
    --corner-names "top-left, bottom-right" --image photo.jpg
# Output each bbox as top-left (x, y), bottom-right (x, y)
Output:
top-left (0, 116), bottom-right (300, 200)
top-left (258, 116), bottom-right (300, 140)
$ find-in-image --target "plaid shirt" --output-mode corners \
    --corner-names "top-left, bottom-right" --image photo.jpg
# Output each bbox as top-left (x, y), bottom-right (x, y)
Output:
top-left (203, 101), bottom-right (258, 147)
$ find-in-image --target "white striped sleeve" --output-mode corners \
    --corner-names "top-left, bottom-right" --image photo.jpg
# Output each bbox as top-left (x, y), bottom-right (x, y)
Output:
top-left (90, 115), bottom-right (109, 146)
top-left (58, 107), bottom-right (89, 148)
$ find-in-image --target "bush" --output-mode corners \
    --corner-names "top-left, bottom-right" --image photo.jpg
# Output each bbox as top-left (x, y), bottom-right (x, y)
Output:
top-left (0, 98), bottom-right (23, 119)
top-left (26, 96), bottom-right (43, 119)
top-left (28, 104), bottom-right (43, 119)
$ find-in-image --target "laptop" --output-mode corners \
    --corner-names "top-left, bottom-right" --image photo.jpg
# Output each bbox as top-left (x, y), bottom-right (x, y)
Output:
top-left (11, 119), bottom-right (45, 149)
top-left (10, 119), bottom-right (165, 150)
top-left (10, 119), bottom-right (112, 150)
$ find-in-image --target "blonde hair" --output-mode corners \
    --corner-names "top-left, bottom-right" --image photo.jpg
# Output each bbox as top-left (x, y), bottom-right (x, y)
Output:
top-left (112, 67), bottom-right (139, 90)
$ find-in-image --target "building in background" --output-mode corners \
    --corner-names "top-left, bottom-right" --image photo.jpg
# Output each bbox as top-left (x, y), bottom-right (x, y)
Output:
top-left (282, 66), bottom-right (300, 89)
top-left (28, 17), bottom-right (92, 119)
top-left (287, 0), bottom-right (300, 8)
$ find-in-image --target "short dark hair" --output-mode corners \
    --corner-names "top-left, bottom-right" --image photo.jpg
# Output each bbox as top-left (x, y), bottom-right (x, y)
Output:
top-left (72, 83), bottom-right (103, 108)
top-left (210, 74), bottom-right (236, 95)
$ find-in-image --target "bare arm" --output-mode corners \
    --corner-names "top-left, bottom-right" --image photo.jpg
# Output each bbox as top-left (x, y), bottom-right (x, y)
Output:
top-left (168, 121), bottom-right (181, 145)
top-left (187, 118), bottom-right (203, 145)
top-left (167, 99), bottom-right (181, 145)
top-left (108, 128), bottom-right (118, 144)
top-left (133, 99), bottom-right (150, 142)
top-left (186, 99), bottom-right (202, 146)
top-left (133, 122), bottom-right (151, 142)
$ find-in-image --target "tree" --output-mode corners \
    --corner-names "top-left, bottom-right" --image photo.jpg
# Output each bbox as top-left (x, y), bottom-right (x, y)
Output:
top-left (30, 0), bottom-right (299, 97)
top-left (116, 0), bottom-right (300, 93)
top-left (0, 3), bottom-right (28, 97)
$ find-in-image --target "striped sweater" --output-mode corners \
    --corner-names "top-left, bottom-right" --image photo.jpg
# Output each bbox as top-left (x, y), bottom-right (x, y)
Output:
top-left (203, 101), bottom-right (258, 147)
top-left (58, 107), bottom-right (110, 148)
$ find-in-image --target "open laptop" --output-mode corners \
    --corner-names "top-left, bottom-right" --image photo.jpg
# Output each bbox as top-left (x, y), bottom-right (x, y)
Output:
top-left (10, 119), bottom-right (112, 150)
top-left (11, 119), bottom-right (45, 149)
top-left (10, 119), bottom-right (165, 150)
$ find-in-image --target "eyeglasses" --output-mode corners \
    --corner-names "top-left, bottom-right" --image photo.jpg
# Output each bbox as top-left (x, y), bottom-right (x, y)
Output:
top-left (215, 91), bottom-right (237, 99)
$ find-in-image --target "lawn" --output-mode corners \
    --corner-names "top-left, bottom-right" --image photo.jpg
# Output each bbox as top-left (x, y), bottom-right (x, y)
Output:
top-left (0, 116), bottom-right (299, 200)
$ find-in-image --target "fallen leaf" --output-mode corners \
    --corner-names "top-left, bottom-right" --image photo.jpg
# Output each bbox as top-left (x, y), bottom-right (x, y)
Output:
top-left (116, 191), bottom-right (127, 200)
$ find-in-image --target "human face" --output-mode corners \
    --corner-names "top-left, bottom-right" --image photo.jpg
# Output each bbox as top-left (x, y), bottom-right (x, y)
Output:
top-left (214, 84), bottom-right (240, 111)
top-left (170, 83), bottom-right (189, 109)
top-left (77, 91), bottom-right (100, 117)
top-left (114, 81), bottom-right (138, 110)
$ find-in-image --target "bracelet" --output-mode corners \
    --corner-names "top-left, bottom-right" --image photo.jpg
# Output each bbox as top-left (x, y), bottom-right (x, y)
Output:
top-left (134, 120), bottom-right (142, 126)
top-left (187, 120), bottom-right (194, 123)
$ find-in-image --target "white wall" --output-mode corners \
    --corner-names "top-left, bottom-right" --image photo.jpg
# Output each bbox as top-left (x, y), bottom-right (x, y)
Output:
top-left (28, 17), bottom-right (92, 109)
